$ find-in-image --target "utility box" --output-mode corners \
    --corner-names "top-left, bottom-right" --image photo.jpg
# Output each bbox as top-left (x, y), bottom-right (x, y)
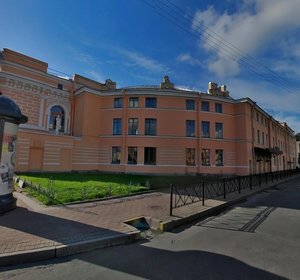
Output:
top-left (0, 94), bottom-right (27, 213)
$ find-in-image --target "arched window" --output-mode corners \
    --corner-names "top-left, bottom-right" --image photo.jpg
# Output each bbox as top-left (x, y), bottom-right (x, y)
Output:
top-left (49, 105), bottom-right (65, 133)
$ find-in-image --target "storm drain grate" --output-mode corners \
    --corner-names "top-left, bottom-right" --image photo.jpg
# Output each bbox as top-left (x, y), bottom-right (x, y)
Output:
top-left (196, 206), bottom-right (276, 233)
top-left (240, 207), bottom-right (275, 232)
top-left (124, 217), bottom-right (150, 231)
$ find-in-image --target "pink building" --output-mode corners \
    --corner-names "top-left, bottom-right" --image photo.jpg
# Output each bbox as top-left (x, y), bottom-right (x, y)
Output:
top-left (0, 49), bottom-right (296, 175)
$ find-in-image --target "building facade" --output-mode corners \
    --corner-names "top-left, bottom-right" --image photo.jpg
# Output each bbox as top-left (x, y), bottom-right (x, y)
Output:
top-left (0, 48), bottom-right (296, 175)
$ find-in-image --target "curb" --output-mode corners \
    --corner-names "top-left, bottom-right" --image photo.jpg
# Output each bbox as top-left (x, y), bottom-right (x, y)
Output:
top-left (0, 231), bottom-right (140, 267)
top-left (159, 176), bottom-right (297, 232)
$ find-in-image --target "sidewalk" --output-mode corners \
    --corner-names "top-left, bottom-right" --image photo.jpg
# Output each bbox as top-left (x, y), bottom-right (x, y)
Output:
top-left (0, 175), bottom-right (298, 267)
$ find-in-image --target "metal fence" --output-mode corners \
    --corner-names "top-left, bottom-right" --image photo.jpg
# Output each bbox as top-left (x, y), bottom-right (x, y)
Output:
top-left (170, 169), bottom-right (300, 216)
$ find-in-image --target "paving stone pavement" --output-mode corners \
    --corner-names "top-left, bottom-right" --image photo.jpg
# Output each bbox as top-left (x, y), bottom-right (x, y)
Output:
top-left (0, 176), bottom-right (298, 266)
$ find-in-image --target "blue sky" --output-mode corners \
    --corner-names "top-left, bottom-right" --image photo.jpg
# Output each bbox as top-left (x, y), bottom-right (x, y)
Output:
top-left (1, 0), bottom-right (300, 132)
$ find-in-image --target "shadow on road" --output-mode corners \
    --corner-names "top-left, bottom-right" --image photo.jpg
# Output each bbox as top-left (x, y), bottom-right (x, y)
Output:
top-left (0, 239), bottom-right (288, 280)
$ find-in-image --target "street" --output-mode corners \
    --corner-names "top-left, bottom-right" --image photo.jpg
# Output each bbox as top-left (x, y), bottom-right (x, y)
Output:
top-left (1, 177), bottom-right (300, 280)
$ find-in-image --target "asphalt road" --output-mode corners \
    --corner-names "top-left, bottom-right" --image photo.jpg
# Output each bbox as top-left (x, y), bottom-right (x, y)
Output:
top-left (1, 177), bottom-right (300, 280)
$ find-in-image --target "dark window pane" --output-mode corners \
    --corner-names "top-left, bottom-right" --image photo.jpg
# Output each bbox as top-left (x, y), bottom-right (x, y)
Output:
top-left (144, 147), bottom-right (156, 165)
top-left (145, 97), bottom-right (157, 108)
top-left (114, 97), bottom-right (123, 108)
top-left (186, 120), bottom-right (195, 137)
top-left (145, 118), bottom-right (157, 135)
top-left (216, 149), bottom-right (223, 166)
top-left (215, 103), bottom-right (223, 113)
top-left (113, 118), bottom-right (122, 135)
top-left (201, 149), bottom-right (210, 166)
top-left (202, 101), bottom-right (209, 111)
top-left (201, 121), bottom-right (210, 138)
top-left (215, 122), bottom-right (223, 139)
top-left (128, 147), bottom-right (137, 164)
top-left (186, 148), bottom-right (196, 166)
top-left (112, 146), bottom-right (121, 164)
top-left (128, 118), bottom-right (138, 135)
top-left (186, 99), bottom-right (195, 110)
top-left (129, 97), bottom-right (139, 108)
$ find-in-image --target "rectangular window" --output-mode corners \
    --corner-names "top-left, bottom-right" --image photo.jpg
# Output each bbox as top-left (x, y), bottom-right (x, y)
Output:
top-left (215, 103), bottom-right (223, 113)
top-left (201, 101), bottom-right (209, 112)
top-left (186, 148), bottom-right (196, 166)
top-left (57, 84), bottom-right (63, 90)
top-left (261, 116), bottom-right (263, 124)
top-left (262, 132), bottom-right (265, 145)
top-left (112, 146), bottom-right (121, 164)
top-left (201, 149), bottom-right (210, 166)
top-left (201, 121), bottom-right (210, 138)
top-left (256, 113), bottom-right (259, 121)
top-left (144, 147), bottom-right (156, 165)
top-left (186, 99), bottom-right (195, 110)
top-left (129, 97), bottom-right (139, 108)
top-left (145, 97), bottom-right (157, 108)
top-left (114, 97), bottom-right (123, 108)
top-left (216, 149), bottom-right (223, 166)
top-left (128, 118), bottom-right (138, 135)
top-left (257, 130), bottom-right (260, 143)
top-left (145, 118), bottom-right (157, 135)
top-left (186, 120), bottom-right (195, 137)
top-left (215, 122), bottom-right (223, 139)
top-left (128, 147), bottom-right (137, 165)
top-left (113, 118), bottom-right (122, 135)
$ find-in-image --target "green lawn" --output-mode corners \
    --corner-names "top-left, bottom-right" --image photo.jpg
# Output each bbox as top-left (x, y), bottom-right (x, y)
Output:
top-left (16, 172), bottom-right (220, 205)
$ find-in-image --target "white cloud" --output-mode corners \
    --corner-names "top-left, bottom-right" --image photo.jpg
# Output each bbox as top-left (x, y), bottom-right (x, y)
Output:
top-left (228, 78), bottom-right (300, 132)
top-left (192, 0), bottom-right (300, 77)
top-left (177, 53), bottom-right (202, 66)
top-left (208, 56), bottom-right (240, 77)
top-left (85, 70), bottom-right (106, 83)
top-left (271, 60), bottom-right (300, 79)
top-left (115, 47), bottom-right (170, 73)
top-left (76, 52), bottom-right (96, 66)
top-left (270, 112), bottom-right (300, 133)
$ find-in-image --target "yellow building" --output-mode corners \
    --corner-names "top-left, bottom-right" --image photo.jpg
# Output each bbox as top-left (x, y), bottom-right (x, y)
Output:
top-left (0, 48), bottom-right (296, 175)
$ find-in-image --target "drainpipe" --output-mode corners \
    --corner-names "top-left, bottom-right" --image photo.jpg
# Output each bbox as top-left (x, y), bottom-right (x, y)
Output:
top-left (69, 79), bottom-right (75, 136)
top-left (121, 89), bottom-right (127, 174)
top-left (250, 103), bottom-right (255, 175)
top-left (197, 95), bottom-right (201, 176)
top-left (267, 116), bottom-right (272, 172)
